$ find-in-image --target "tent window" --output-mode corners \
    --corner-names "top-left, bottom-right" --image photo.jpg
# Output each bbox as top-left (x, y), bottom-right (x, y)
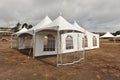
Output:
top-left (66, 35), bottom-right (73, 49)
top-left (24, 36), bottom-right (33, 48)
top-left (93, 36), bottom-right (97, 46)
top-left (43, 34), bottom-right (55, 51)
top-left (84, 36), bottom-right (88, 47)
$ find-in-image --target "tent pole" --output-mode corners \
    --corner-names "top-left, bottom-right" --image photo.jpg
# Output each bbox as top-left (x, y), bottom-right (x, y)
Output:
top-left (10, 35), bottom-right (13, 48)
top-left (28, 36), bottom-right (33, 59)
top-left (33, 31), bottom-right (36, 58)
top-left (57, 26), bottom-right (60, 66)
top-left (83, 32), bottom-right (86, 60)
top-left (17, 36), bottom-right (19, 49)
top-left (114, 37), bottom-right (116, 43)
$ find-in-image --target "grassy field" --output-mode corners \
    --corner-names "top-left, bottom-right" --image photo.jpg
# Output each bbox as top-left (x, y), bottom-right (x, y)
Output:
top-left (0, 39), bottom-right (120, 80)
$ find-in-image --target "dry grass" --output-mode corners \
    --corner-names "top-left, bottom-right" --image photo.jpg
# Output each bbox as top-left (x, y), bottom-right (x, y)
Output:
top-left (0, 39), bottom-right (120, 80)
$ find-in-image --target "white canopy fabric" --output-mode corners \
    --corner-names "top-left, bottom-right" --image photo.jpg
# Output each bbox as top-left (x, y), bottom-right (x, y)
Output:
top-left (13, 27), bottom-right (28, 36)
top-left (73, 21), bottom-right (86, 33)
top-left (73, 21), bottom-right (99, 49)
top-left (19, 16), bottom-right (52, 35)
top-left (100, 32), bottom-right (114, 38)
top-left (31, 16), bottom-right (52, 30)
top-left (35, 16), bottom-right (82, 32)
top-left (115, 35), bottom-right (120, 37)
top-left (73, 22), bottom-right (95, 35)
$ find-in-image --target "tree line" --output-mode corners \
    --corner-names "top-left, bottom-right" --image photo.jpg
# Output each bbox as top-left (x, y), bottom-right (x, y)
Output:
top-left (113, 30), bottom-right (120, 36)
top-left (12, 22), bottom-right (33, 32)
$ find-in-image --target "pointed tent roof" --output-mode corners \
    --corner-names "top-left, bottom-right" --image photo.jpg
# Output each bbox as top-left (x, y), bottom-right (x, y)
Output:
top-left (73, 21), bottom-right (86, 32)
top-left (101, 32), bottom-right (114, 38)
top-left (73, 22), bottom-right (99, 36)
top-left (35, 16), bottom-right (82, 32)
top-left (31, 16), bottom-right (52, 30)
top-left (19, 16), bottom-right (52, 35)
top-left (73, 22), bottom-right (92, 35)
top-left (13, 27), bottom-right (28, 36)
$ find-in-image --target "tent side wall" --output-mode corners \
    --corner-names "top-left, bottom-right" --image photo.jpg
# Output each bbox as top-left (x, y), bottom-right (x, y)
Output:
top-left (83, 33), bottom-right (100, 50)
top-left (34, 31), bottom-right (57, 57)
top-left (84, 34), bottom-right (93, 50)
top-left (34, 31), bottom-right (84, 57)
top-left (17, 34), bottom-right (33, 49)
top-left (17, 36), bottom-right (25, 49)
top-left (93, 34), bottom-right (99, 49)
top-left (61, 32), bottom-right (85, 53)
top-left (78, 33), bottom-right (84, 51)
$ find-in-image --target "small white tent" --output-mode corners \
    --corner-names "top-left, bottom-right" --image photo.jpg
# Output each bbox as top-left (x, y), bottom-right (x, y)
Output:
top-left (13, 16), bottom-right (52, 49)
top-left (11, 27), bottom-right (28, 48)
top-left (100, 32), bottom-right (114, 38)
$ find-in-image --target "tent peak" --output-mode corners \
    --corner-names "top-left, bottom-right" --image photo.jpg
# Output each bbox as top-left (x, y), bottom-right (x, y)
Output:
top-left (101, 32), bottom-right (114, 38)
top-left (43, 16), bottom-right (51, 21)
top-left (54, 16), bottom-right (68, 24)
top-left (31, 16), bottom-right (52, 30)
top-left (73, 21), bottom-right (77, 24)
top-left (21, 27), bottom-right (27, 30)
top-left (73, 21), bottom-right (78, 25)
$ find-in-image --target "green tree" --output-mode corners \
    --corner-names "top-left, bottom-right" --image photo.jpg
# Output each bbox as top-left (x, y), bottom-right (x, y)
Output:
top-left (22, 23), bottom-right (28, 29)
top-left (12, 22), bottom-right (21, 32)
top-left (114, 30), bottom-right (120, 36)
top-left (27, 25), bottom-right (33, 29)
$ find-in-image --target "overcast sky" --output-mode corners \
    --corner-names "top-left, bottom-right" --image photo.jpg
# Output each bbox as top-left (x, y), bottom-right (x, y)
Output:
top-left (0, 0), bottom-right (120, 32)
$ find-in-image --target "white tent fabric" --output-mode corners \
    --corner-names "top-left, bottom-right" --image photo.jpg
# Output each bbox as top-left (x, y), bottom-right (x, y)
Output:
top-left (35, 16), bottom-right (82, 32)
top-left (15, 15), bottom-right (100, 58)
top-left (14, 16), bottom-right (52, 50)
top-left (73, 21), bottom-right (86, 32)
top-left (31, 16), bottom-right (52, 30)
top-left (34, 31), bottom-right (57, 56)
top-left (92, 34), bottom-right (100, 49)
top-left (61, 33), bottom-right (79, 53)
top-left (73, 22), bottom-right (99, 50)
top-left (13, 27), bottom-right (28, 36)
top-left (100, 32), bottom-right (114, 38)
top-left (19, 16), bottom-right (52, 35)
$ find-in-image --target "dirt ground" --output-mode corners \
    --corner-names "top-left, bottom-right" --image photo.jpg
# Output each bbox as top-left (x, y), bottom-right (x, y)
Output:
top-left (0, 39), bottom-right (120, 80)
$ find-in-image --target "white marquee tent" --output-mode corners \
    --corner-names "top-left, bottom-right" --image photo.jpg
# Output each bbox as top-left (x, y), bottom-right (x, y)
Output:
top-left (12, 16), bottom-right (52, 49)
top-left (13, 16), bottom-right (100, 55)
top-left (34, 16), bottom-right (84, 56)
top-left (12, 15), bottom-right (100, 66)
top-left (33, 16), bottom-right (85, 65)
